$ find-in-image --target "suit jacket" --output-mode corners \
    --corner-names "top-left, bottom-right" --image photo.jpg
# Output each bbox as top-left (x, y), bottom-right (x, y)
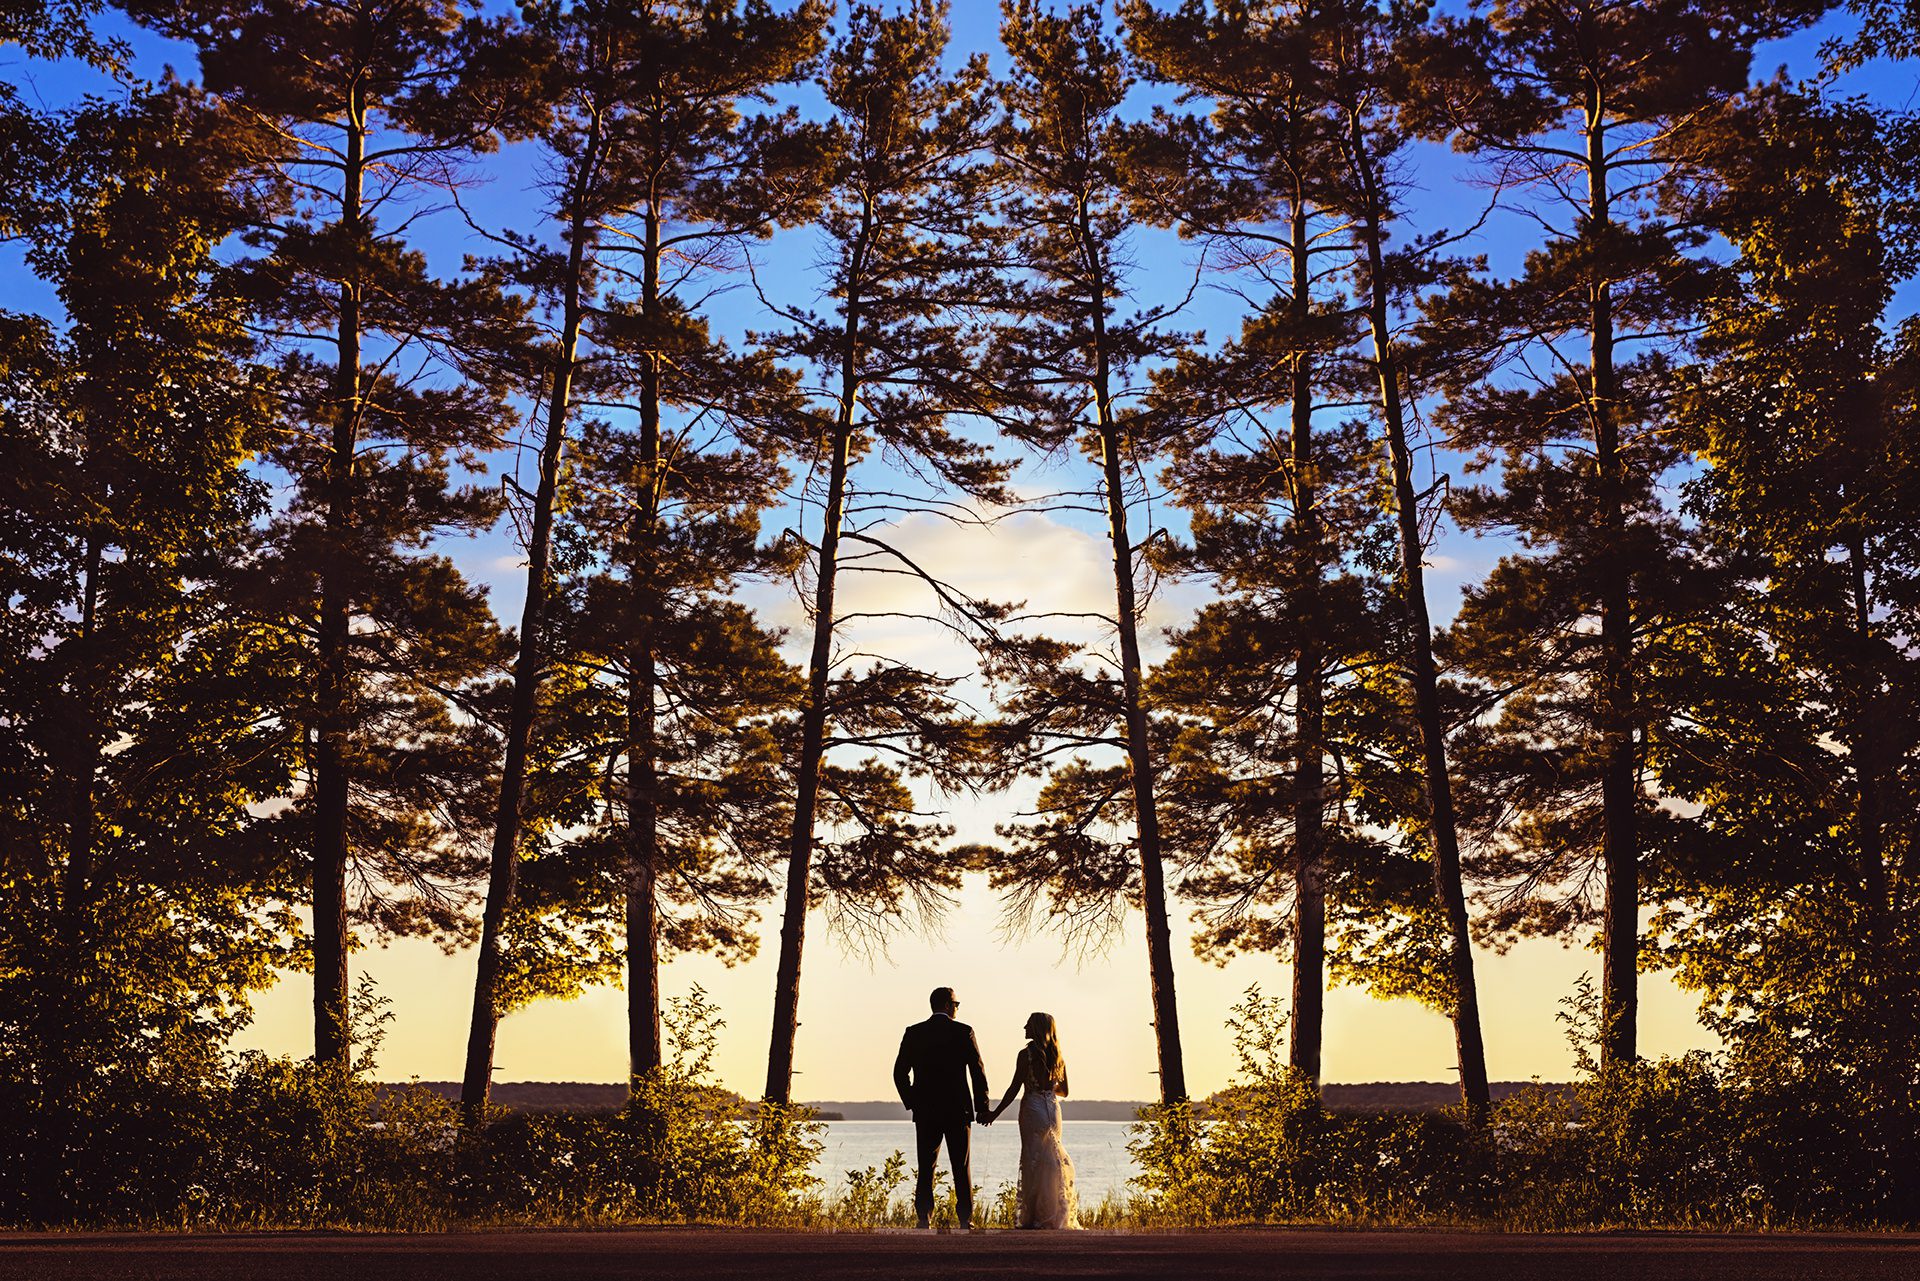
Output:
top-left (894, 1014), bottom-right (989, 1125)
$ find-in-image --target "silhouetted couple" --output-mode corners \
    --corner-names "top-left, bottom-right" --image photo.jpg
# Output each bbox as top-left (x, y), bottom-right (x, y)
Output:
top-left (892, 985), bottom-right (1080, 1231)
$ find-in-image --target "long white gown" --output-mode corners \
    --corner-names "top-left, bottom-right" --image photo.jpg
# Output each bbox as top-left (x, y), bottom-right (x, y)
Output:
top-left (1017, 1084), bottom-right (1080, 1229)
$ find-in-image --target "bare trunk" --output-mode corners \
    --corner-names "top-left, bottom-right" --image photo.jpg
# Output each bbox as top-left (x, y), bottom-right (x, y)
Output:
top-left (1843, 527), bottom-right (1903, 1110)
top-left (766, 265), bottom-right (862, 1104)
top-left (313, 81), bottom-right (367, 1069)
top-left (1587, 106), bottom-right (1638, 1068)
top-left (61, 531), bottom-right (105, 958)
top-left (765, 423), bottom-right (850, 1104)
top-left (1347, 110), bottom-right (1491, 1121)
top-left (627, 198), bottom-right (666, 1084)
top-left (627, 645), bottom-right (663, 1080)
top-left (1847, 532), bottom-right (1888, 947)
top-left (1290, 674), bottom-right (1325, 1086)
top-left (1083, 208), bottom-right (1186, 1103)
top-left (1097, 426), bottom-right (1186, 1104)
top-left (1287, 197), bottom-right (1325, 1087)
top-left (460, 110), bottom-right (604, 1122)
top-left (38, 529), bottom-right (107, 1219)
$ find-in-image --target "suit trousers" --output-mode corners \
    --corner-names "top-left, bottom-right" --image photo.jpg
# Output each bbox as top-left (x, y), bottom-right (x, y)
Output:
top-left (913, 1116), bottom-right (973, 1225)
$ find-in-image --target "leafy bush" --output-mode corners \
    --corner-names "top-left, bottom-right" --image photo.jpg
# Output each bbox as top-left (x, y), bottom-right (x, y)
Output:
top-left (1128, 984), bottom-right (1920, 1229)
top-left (0, 983), bottom-right (823, 1229)
top-left (1130, 987), bottom-right (1484, 1225)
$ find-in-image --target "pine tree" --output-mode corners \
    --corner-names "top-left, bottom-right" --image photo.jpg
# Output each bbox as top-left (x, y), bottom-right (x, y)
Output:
top-left (987, 0), bottom-right (1191, 1103)
top-left (1320, 0), bottom-right (1494, 1120)
top-left (1123, 0), bottom-right (1395, 1095)
top-left (550, 423), bottom-right (803, 1084)
top-left (129, 0), bottom-right (524, 1067)
top-left (454, 0), bottom-right (610, 1121)
top-left (584, 0), bottom-right (823, 1096)
top-left (1403, 0), bottom-right (1824, 1066)
top-left (755, 0), bottom-right (1008, 1105)
top-left (458, 0), bottom-right (826, 1120)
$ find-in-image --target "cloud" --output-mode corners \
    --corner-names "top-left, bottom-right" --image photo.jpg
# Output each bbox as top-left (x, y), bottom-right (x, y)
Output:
top-left (731, 508), bottom-right (1206, 684)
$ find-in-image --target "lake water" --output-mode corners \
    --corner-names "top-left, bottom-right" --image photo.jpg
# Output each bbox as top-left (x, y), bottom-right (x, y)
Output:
top-left (813, 1120), bottom-right (1140, 1204)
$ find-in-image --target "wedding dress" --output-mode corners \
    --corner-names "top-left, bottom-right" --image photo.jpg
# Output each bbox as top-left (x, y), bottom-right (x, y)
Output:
top-left (1016, 1079), bottom-right (1080, 1229)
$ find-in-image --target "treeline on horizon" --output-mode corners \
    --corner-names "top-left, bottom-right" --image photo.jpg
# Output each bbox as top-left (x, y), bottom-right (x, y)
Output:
top-left (398, 1082), bottom-right (1541, 1117)
top-left (4, 0), bottom-right (1920, 1229)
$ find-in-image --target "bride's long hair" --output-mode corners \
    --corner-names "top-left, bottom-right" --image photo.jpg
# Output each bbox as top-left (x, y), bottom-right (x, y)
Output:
top-left (1027, 1012), bottom-right (1065, 1087)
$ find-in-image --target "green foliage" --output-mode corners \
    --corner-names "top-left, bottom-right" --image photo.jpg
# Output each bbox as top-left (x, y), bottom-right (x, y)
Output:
top-left (1130, 986), bottom-right (1484, 1225)
top-left (0, 986), bottom-right (825, 1228)
top-left (827, 1152), bottom-right (908, 1228)
top-left (1492, 1052), bottom-right (1920, 1228)
top-left (1650, 87), bottom-right (1920, 1124)
top-left (0, 83), bottom-right (300, 1223)
top-left (1128, 1098), bottom-right (1214, 1225)
top-left (452, 987), bottom-right (822, 1225)
top-left (1130, 984), bottom-right (1920, 1228)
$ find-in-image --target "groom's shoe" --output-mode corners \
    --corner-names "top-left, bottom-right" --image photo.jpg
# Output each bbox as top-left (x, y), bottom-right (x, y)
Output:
top-left (915, 1215), bottom-right (930, 1230)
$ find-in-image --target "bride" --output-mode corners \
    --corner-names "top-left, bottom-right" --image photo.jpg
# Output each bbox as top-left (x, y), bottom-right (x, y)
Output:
top-left (988, 1012), bottom-right (1081, 1229)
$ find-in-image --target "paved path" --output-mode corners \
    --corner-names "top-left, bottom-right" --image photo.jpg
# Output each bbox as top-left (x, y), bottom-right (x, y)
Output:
top-left (5, 1227), bottom-right (1920, 1280)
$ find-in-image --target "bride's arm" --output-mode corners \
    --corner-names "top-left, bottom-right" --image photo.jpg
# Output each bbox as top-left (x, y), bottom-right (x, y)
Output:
top-left (990, 1047), bottom-right (1025, 1119)
top-left (1058, 1062), bottom-right (1068, 1098)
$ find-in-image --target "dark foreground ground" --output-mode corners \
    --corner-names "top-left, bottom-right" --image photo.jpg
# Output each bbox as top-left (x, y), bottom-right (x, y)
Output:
top-left (5, 1228), bottom-right (1920, 1281)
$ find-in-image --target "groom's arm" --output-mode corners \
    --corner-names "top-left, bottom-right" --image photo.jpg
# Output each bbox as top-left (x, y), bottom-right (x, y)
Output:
top-left (966, 1027), bottom-right (990, 1117)
top-left (893, 1030), bottom-right (914, 1112)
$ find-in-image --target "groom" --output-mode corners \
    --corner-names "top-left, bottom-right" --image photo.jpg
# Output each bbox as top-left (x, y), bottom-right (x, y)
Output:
top-left (893, 985), bottom-right (991, 1230)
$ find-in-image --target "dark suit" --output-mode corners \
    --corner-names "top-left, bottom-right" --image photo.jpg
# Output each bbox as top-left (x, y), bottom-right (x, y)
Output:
top-left (894, 1013), bottom-right (990, 1226)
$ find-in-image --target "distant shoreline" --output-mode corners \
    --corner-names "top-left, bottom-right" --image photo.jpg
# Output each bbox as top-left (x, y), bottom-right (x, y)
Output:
top-left (391, 1081), bottom-right (1561, 1119)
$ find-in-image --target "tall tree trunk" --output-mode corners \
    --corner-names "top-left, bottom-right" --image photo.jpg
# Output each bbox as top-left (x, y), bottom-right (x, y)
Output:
top-left (1847, 531), bottom-right (1888, 947)
top-left (1347, 112), bottom-right (1492, 1122)
top-left (39, 529), bottom-right (106, 1220)
top-left (627, 641), bottom-right (663, 1080)
top-left (313, 79), bottom-right (367, 1069)
top-left (460, 110), bottom-right (605, 1122)
top-left (1587, 105), bottom-right (1638, 1067)
top-left (1843, 527), bottom-right (1902, 1111)
top-left (61, 530), bottom-right (105, 959)
top-left (627, 198), bottom-right (667, 1084)
top-left (1287, 195), bottom-right (1326, 1087)
top-left (1083, 207), bottom-right (1187, 1104)
top-left (766, 269), bottom-right (862, 1105)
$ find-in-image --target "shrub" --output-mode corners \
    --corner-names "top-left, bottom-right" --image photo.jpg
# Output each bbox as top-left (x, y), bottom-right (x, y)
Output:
top-left (1128, 983), bottom-right (1920, 1230)
top-left (1129, 1005), bottom-right (1486, 1227)
top-left (453, 988), bottom-right (823, 1225)
top-left (0, 983), bottom-right (823, 1229)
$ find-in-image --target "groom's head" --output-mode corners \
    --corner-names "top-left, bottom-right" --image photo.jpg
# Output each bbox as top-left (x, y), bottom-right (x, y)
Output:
top-left (929, 986), bottom-right (958, 1016)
